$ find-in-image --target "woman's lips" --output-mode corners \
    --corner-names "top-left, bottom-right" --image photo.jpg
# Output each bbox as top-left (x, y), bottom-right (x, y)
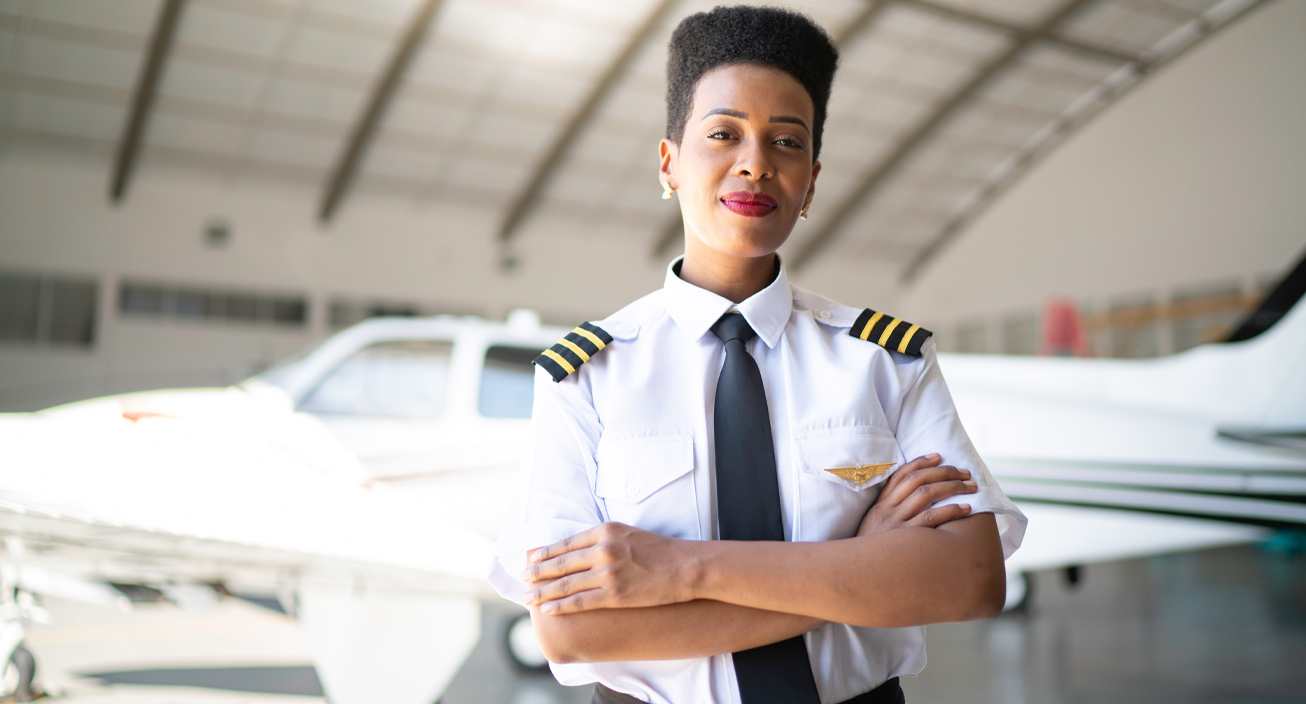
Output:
top-left (720, 191), bottom-right (778, 218)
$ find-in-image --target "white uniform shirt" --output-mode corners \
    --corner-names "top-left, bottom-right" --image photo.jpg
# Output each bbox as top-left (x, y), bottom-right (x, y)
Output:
top-left (489, 257), bottom-right (1027, 704)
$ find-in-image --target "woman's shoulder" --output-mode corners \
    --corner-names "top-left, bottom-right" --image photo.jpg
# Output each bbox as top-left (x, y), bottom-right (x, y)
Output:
top-left (791, 285), bottom-right (863, 330)
top-left (589, 288), bottom-right (669, 341)
top-left (791, 285), bottom-right (935, 361)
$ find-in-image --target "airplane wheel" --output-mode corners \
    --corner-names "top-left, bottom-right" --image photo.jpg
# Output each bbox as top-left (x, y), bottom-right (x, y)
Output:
top-left (1002, 572), bottom-right (1031, 613)
top-left (2, 643), bottom-right (38, 702)
top-left (503, 612), bottom-right (549, 673)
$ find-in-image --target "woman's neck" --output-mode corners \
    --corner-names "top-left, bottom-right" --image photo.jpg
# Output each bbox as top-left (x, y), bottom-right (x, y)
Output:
top-left (678, 249), bottom-right (778, 304)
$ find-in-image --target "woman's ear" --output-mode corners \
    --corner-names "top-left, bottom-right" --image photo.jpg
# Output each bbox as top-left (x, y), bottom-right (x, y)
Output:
top-left (659, 138), bottom-right (677, 192)
top-left (805, 159), bottom-right (822, 209)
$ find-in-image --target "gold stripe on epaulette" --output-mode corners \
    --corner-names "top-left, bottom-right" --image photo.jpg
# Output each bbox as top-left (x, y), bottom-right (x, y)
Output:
top-left (859, 311), bottom-right (884, 341)
top-left (849, 308), bottom-right (932, 358)
top-left (557, 338), bottom-right (589, 362)
top-left (897, 324), bottom-right (920, 354)
top-left (541, 348), bottom-right (574, 374)
top-left (573, 326), bottom-right (606, 349)
top-left (877, 318), bottom-right (902, 347)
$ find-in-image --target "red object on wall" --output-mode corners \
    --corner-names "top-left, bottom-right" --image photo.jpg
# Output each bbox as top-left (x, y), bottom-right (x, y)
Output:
top-left (1040, 298), bottom-right (1091, 357)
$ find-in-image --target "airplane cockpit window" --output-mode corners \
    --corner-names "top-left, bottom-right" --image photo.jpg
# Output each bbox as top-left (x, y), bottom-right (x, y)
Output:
top-left (299, 340), bottom-right (453, 418)
top-left (478, 346), bottom-right (538, 419)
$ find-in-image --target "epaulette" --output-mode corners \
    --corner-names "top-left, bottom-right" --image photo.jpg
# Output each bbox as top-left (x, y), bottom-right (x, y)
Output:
top-left (534, 322), bottom-right (614, 382)
top-left (850, 309), bottom-right (932, 358)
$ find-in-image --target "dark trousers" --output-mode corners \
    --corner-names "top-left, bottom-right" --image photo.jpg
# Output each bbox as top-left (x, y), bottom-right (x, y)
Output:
top-left (591, 677), bottom-right (904, 704)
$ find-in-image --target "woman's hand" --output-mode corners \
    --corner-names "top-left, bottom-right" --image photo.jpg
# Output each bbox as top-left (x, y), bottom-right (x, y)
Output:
top-left (521, 522), bottom-right (699, 615)
top-left (857, 453), bottom-right (977, 537)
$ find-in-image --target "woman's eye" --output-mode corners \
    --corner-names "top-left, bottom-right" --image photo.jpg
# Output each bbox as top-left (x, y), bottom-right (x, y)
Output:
top-left (775, 137), bottom-right (805, 149)
top-left (707, 130), bottom-right (734, 140)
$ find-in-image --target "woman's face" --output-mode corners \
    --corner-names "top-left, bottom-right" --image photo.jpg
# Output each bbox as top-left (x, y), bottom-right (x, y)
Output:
top-left (661, 63), bottom-right (820, 261)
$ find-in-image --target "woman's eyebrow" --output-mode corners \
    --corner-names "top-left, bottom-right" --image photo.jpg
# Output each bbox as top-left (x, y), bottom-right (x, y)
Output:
top-left (699, 108), bottom-right (810, 134)
top-left (701, 108), bottom-right (748, 121)
top-left (769, 116), bottom-right (810, 133)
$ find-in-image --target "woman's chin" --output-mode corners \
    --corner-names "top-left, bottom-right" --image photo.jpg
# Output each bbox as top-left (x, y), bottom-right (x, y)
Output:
top-left (690, 225), bottom-right (791, 261)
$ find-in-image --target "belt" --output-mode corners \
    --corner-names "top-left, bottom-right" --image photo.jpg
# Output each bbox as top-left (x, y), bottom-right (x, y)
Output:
top-left (591, 677), bottom-right (904, 704)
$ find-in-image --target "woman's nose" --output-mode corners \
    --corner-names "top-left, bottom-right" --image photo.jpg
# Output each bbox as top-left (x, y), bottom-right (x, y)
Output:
top-left (733, 139), bottom-right (773, 180)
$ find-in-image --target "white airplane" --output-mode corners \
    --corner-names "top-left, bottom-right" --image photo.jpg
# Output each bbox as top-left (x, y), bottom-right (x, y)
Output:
top-left (0, 309), bottom-right (568, 703)
top-left (944, 256), bottom-right (1306, 605)
top-left (2, 265), bottom-right (1303, 700)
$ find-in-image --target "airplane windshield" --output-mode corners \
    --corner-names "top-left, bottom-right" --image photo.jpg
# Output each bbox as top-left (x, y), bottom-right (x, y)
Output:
top-left (479, 346), bottom-right (537, 419)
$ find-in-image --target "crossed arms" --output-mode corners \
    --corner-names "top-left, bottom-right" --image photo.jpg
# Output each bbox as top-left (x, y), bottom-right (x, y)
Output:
top-left (519, 455), bottom-right (1006, 663)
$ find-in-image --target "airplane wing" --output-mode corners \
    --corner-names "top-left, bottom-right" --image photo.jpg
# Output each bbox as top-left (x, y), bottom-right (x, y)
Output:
top-left (0, 389), bottom-right (494, 704)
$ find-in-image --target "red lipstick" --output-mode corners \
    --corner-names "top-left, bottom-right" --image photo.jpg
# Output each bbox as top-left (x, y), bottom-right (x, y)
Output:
top-left (721, 191), bottom-right (778, 218)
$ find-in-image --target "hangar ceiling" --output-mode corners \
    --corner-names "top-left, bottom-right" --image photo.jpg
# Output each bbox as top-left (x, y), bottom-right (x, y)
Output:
top-left (0, 0), bottom-right (1268, 280)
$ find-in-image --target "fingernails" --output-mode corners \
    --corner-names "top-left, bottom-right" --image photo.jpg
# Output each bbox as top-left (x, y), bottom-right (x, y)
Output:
top-left (963, 481), bottom-right (978, 490)
top-left (524, 591), bottom-right (538, 605)
top-left (527, 550), bottom-right (542, 563)
top-left (961, 505), bottom-right (972, 512)
top-left (927, 453), bottom-right (941, 461)
top-left (541, 602), bottom-right (557, 614)
top-left (961, 469), bottom-right (972, 479)
top-left (519, 569), bottom-right (532, 581)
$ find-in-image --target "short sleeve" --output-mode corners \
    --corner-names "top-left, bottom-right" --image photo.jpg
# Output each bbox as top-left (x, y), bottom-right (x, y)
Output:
top-left (487, 365), bottom-right (606, 604)
top-left (892, 339), bottom-right (1027, 559)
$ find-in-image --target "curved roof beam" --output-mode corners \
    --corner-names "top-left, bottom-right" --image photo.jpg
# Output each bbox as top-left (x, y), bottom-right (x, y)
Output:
top-left (110, 0), bottom-right (185, 203)
top-left (650, 0), bottom-right (895, 258)
top-left (900, 0), bottom-right (1136, 64)
top-left (900, 0), bottom-right (1271, 283)
top-left (319, 0), bottom-right (443, 223)
top-left (787, 0), bottom-right (1099, 272)
top-left (496, 0), bottom-right (680, 245)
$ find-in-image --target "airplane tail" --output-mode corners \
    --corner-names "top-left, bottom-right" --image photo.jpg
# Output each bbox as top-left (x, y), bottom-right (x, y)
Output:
top-left (1216, 247), bottom-right (1306, 428)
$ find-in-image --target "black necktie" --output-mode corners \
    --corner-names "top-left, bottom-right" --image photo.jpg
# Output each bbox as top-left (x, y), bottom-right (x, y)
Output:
top-left (711, 314), bottom-right (821, 704)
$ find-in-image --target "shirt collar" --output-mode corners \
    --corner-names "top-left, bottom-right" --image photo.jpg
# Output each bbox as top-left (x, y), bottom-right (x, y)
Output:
top-left (662, 255), bottom-right (793, 348)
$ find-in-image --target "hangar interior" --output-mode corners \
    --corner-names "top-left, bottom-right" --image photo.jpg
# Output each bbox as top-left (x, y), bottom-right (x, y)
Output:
top-left (1, 0), bottom-right (1302, 411)
top-left (1, 0), bottom-right (1304, 703)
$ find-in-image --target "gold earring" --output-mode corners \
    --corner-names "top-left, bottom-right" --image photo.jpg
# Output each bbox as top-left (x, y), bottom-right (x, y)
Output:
top-left (662, 183), bottom-right (674, 200)
top-left (800, 203), bottom-right (810, 220)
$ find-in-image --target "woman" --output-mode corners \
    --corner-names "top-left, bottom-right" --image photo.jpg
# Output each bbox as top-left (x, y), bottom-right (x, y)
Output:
top-left (490, 7), bottom-right (1027, 703)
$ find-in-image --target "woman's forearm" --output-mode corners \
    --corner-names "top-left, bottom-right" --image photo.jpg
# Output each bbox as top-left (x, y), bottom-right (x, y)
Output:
top-left (687, 513), bottom-right (1005, 628)
top-left (532, 600), bottom-right (824, 663)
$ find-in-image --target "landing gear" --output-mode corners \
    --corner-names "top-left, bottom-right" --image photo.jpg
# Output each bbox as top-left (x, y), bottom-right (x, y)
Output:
top-left (502, 612), bottom-right (549, 673)
top-left (1, 643), bottom-right (38, 702)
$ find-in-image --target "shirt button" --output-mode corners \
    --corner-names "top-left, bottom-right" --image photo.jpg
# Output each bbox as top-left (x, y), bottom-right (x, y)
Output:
top-left (626, 481), bottom-right (640, 498)
top-left (818, 309), bottom-right (832, 320)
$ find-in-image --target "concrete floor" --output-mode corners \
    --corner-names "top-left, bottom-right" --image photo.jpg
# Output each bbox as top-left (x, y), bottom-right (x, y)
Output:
top-left (17, 542), bottom-right (1306, 704)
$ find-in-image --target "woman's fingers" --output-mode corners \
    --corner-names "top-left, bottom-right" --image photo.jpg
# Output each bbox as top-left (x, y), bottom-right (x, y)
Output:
top-left (880, 465), bottom-right (971, 508)
top-left (906, 503), bottom-right (973, 528)
top-left (896, 477), bottom-right (978, 518)
top-left (880, 454), bottom-right (943, 495)
top-left (522, 544), bottom-right (601, 583)
top-left (527, 526), bottom-right (602, 566)
top-left (536, 587), bottom-right (605, 615)
top-left (524, 566), bottom-right (605, 607)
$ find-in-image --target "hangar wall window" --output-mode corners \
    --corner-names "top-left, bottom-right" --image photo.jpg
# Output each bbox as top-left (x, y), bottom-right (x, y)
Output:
top-left (327, 298), bottom-right (486, 329)
top-left (119, 281), bottom-right (307, 327)
top-left (0, 270), bottom-right (97, 348)
top-left (956, 321), bottom-right (989, 354)
top-left (478, 346), bottom-right (538, 419)
top-left (299, 340), bottom-right (453, 419)
top-left (1169, 281), bottom-right (1248, 353)
top-left (1002, 313), bottom-right (1039, 355)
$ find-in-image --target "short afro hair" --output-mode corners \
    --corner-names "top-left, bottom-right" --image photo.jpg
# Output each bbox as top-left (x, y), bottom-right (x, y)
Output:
top-left (665, 5), bottom-right (839, 160)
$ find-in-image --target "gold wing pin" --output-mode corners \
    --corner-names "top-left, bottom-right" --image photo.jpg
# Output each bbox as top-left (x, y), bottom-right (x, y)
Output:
top-left (825, 462), bottom-right (895, 485)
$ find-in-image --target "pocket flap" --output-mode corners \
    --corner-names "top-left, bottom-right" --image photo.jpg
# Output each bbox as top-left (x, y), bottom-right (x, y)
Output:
top-left (594, 434), bottom-right (695, 503)
top-left (793, 427), bottom-right (904, 492)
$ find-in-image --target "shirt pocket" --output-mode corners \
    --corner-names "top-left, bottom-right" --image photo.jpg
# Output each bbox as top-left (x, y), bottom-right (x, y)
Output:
top-left (792, 426), bottom-right (906, 540)
top-left (594, 434), bottom-right (700, 540)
